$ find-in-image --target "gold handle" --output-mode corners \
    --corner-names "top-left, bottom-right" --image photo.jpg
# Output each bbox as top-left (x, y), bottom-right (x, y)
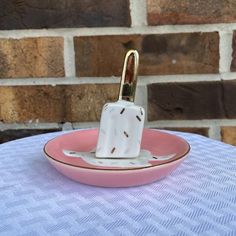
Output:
top-left (118, 50), bottom-right (139, 102)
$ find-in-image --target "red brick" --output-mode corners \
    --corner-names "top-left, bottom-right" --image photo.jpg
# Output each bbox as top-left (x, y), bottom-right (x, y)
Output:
top-left (221, 127), bottom-right (236, 146)
top-left (230, 31), bottom-right (236, 72)
top-left (0, 86), bottom-right (65, 122)
top-left (147, 0), bottom-right (236, 25)
top-left (0, 0), bottom-right (131, 29)
top-left (0, 129), bottom-right (61, 144)
top-left (148, 80), bottom-right (236, 121)
top-left (222, 80), bottom-right (236, 119)
top-left (148, 82), bottom-right (224, 120)
top-left (74, 33), bottom-right (219, 77)
top-left (0, 37), bottom-right (64, 78)
top-left (160, 127), bottom-right (209, 137)
top-left (0, 84), bottom-right (119, 123)
top-left (65, 84), bottom-right (119, 122)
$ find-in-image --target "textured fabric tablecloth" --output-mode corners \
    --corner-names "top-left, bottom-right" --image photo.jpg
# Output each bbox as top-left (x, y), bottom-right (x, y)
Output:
top-left (0, 130), bottom-right (236, 236)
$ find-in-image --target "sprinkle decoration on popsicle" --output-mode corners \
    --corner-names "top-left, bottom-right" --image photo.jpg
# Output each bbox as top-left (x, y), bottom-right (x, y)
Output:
top-left (140, 108), bottom-right (143, 116)
top-left (111, 147), bottom-right (116, 154)
top-left (124, 131), bottom-right (129, 138)
top-left (120, 108), bottom-right (125, 114)
top-left (104, 104), bottom-right (109, 110)
top-left (136, 115), bottom-right (141, 122)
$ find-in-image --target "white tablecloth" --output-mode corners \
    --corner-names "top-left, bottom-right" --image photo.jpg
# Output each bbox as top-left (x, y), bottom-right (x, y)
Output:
top-left (0, 130), bottom-right (236, 236)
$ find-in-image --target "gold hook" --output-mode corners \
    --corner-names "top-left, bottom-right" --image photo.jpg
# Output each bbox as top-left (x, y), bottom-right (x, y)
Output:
top-left (118, 50), bottom-right (139, 102)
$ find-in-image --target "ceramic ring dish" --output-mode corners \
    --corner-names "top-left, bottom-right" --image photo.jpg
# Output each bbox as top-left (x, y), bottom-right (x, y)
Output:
top-left (44, 128), bottom-right (190, 187)
top-left (44, 50), bottom-right (190, 187)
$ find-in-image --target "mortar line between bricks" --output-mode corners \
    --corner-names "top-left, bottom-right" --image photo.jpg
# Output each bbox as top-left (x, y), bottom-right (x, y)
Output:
top-left (1, 23), bottom-right (236, 38)
top-left (62, 122), bottom-right (73, 131)
top-left (0, 77), bottom-right (120, 86)
top-left (137, 74), bottom-right (222, 85)
top-left (219, 31), bottom-right (233, 73)
top-left (130, 0), bottom-right (147, 27)
top-left (146, 119), bottom-right (236, 127)
top-left (208, 125), bottom-right (221, 140)
top-left (0, 123), bottom-right (60, 131)
top-left (1, 120), bottom-right (236, 131)
top-left (1, 74), bottom-right (233, 86)
top-left (64, 36), bottom-right (76, 77)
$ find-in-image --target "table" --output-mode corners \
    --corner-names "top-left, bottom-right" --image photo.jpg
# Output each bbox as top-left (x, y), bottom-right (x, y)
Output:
top-left (0, 130), bottom-right (236, 236)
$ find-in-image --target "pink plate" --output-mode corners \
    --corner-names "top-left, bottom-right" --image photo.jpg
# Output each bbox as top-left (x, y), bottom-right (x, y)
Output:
top-left (44, 128), bottom-right (190, 187)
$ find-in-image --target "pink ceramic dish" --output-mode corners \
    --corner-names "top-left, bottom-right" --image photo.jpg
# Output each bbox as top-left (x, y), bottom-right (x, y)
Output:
top-left (44, 128), bottom-right (190, 187)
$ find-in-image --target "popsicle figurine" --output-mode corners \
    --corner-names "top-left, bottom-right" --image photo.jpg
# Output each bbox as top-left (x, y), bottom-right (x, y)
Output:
top-left (96, 50), bottom-right (145, 158)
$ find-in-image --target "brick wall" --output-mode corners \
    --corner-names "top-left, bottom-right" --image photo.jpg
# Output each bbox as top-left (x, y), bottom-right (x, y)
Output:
top-left (1, 0), bottom-right (236, 145)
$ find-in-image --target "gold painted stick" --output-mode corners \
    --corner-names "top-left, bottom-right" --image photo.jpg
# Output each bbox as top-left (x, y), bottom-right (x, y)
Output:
top-left (118, 50), bottom-right (139, 102)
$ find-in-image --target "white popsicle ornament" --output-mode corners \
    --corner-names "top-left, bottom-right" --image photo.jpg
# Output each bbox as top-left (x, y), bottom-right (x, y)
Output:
top-left (95, 50), bottom-right (145, 158)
